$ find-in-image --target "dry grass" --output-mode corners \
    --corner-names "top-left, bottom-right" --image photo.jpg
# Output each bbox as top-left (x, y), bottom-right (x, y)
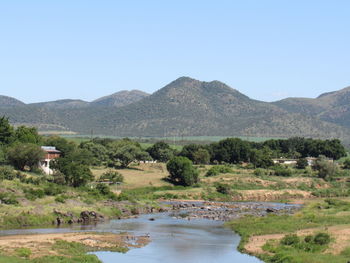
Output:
top-left (91, 163), bottom-right (172, 189)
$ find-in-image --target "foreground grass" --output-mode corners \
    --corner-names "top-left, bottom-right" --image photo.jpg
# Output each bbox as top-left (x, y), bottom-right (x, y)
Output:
top-left (0, 240), bottom-right (101, 263)
top-left (227, 198), bottom-right (350, 263)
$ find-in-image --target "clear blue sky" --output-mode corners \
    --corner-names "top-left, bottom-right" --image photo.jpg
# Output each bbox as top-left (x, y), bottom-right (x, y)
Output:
top-left (1, 0), bottom-right (349, 103)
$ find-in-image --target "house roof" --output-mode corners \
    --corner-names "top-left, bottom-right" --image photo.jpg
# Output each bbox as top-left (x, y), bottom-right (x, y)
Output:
top-left (41, 146), bottom-right (61, 153)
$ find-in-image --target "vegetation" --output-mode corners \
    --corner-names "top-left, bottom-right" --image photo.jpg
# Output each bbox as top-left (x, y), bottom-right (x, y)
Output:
top-left (166, 157), bottom-right (199, 186)
top-left (227, 198), bottom-right (350, 263)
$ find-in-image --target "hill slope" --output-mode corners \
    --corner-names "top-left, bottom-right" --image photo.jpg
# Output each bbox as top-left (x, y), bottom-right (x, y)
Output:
top-left (273, 86), bottom-right (350, 128)
top-left (91, 90), bottom-right (150, 107)
top-left (64, 77), bottom-right (349, 139)
top-left (0, 95), bottom-right (25, 107)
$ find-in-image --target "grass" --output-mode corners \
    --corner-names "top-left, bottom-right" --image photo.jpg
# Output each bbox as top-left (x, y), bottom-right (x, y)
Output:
top-left (226, 198), bottom-right (350, 263)
top-left (0, 240), bottom-right (101, 263)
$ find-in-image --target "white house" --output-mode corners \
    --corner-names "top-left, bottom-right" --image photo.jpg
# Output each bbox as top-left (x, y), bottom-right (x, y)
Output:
top-left (39, 146), bottom-right (61, 175)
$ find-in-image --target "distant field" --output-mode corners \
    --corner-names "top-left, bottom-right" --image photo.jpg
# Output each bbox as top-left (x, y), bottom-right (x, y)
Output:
top-left (60, 134), bottom-right (282, 143)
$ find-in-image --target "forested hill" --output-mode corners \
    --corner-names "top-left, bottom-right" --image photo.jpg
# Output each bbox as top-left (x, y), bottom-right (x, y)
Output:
top-left (1, 77), bottom-right (350, 142)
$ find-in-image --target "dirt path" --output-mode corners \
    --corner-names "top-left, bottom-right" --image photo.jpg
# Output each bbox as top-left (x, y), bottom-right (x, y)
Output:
top-left (0, 232), bottom-right (150, 258)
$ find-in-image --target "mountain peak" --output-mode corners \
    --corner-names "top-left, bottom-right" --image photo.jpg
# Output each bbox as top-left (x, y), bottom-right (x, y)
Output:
top-left (92, 89), bottom-right (150, 107)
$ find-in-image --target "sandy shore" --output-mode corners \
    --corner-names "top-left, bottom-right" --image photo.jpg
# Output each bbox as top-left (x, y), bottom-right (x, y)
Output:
top-left (0, 232), bottom-right (150, 258)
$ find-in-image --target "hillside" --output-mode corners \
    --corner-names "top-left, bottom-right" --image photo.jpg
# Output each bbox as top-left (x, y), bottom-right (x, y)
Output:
top-left (0, 95), bottom-right (25, 107)
top-left (273, 86), bottom-right (350, 128)
top-left (59, 77), bottom-right (349, 139)
top-left (91, 90), bottom-right (150, 107)
top-left (0, 77), bottom-right (350, 140)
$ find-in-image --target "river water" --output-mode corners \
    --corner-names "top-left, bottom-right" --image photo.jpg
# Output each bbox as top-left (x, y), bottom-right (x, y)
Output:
top-left (92, 212), bottom-right (263, 263)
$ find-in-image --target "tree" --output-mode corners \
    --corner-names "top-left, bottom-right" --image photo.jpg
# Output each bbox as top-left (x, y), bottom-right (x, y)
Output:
top-left (192, 148), bottom-right (210, 164)
top-left (250, 148), bottom-right (273, 168)
top-left (44, 136), bottom-right (76, 157)
top-left (7, 143), bottom-right (44, 171)
top-left (313, 156), bottom-right (338, 180)
top-left (296, 158), bottom-right (308, 169)
top-left (111, 144), bottom-right (151, 168)
top-left (147, 142), bottom-right (174, 162)
top-left (13, 126), bottom-right (41, 144)
top-left (166, 156), bottom-right (199, 186)
top-left (210, 138), bottom-right (251, 164)
top-left (179, 144), bottom-right (204, 162)
top-left (79, 141), bottom-right (109, 165)
top-left (58, 162), bottom-right (93, 187)
top-left (0, 116), bottom-right (14, 145)
top-left (343, 158), bottom-right (350, 169)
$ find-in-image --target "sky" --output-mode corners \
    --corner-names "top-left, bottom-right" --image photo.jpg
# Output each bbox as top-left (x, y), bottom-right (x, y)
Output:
top-left (0, 0), bottom-right (350, 103)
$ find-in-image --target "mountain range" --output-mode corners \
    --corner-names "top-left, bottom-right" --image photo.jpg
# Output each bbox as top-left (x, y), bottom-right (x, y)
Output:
top-left (1, 77), bottom-right (350, 142)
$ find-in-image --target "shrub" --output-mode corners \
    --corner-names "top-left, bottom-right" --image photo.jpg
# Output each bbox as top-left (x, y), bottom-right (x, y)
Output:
top-left (280, 234), bottom-right (300, 246)
top-left (313, 233), bottom-right (330, 245)
top-left (215, 183), bottom-right (231, 195)
top-left (24, 188), bottom-right (45, 200)
top-left (99, 170), bottom-right (124, 184)
top-left (0, 166), bottom-right (16, 180)
top-left (254, 168), bottom-right (267, 176)
top-left (167, 157), bottom-right (199, 186)
top-left (296, 158), bottom-right (308, 169)
top-left (15, 247), bottom-right (32, 259)
top-left (44, 185), bottom-right (63, 196)
top-left (273, 166), bottom-right (293, 177)
top-left (0, 192), bottom-right (18, 205)
top-left (205, 165), bottom-right (233, 177)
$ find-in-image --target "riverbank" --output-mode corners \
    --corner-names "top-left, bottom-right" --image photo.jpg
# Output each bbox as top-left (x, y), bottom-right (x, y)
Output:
top-left (227, 197), bottom-right (350, 263)
top-left (0, 232), bottom-right (150, 263)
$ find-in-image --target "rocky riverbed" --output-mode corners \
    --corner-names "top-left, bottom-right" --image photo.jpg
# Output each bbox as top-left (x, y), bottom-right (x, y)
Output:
top-left (166, 201), bottom-right (301, 221)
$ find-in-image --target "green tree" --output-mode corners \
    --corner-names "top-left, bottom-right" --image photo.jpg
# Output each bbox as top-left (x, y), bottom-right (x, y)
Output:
top-left (343, 158), bottom-right (350, 169)
top-left (313, 156), bottom-right (338, 180)
top-left (210, 138), bottom-right (251, 164)
top-left (147, 141), bottom-right (174, 162)
top-left (296, 158), bottom-right (308, 169)
top-left (13, 126), bottom-right (41, 144)
top-left (166, 156), bottom-right (199, 186)
top-left (58, 162), bottom-right (93, 187)
top-left (6, 143), bottom-right (44, 171)
top-left (0, 116), bottom-right (14, 145)
top-left (79, 141), bottom-right (109, 165)
top-left (192, 148), bottom-right (210, 164)
top-left (250, 148), bottom-right (273, 168)
top-left (112, 144), bottom-right (151, 168)
top-left (44, 136), bottom-right (76, 156)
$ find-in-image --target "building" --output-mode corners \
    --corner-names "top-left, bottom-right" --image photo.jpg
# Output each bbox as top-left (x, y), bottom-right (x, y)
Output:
top-left (272, 158), bottom-right (297, 165)
top-left (39, 146), bottom-right (61, 175)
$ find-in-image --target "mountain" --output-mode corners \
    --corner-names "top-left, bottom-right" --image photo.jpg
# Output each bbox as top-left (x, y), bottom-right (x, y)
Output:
top-left (91, 90), bottom-right (150, 107)
top-left (0, 77), bottom-right (349, 141)
top-left (60, 77), bottom-right (349, 140)
top-left (273, 86), bottom-right (350, 128)
top-left (30, 99), bottom-right (89, 109)
top-left (0, 95), bottom-right (25, 107)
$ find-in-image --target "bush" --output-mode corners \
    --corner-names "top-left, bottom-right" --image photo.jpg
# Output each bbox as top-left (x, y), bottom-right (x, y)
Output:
top-left (254, 168), bottom-right (267, 176)
top-left (44, 185), bottom-right (63, 196)
top-left (0, 192), bottom-right (18, 205)
top-left (280, 234), bottom-right (300, 246)
top-left (205, 165), bottom-right (233, 177)
top-left (99, 170), bottom-right (124, 184)
top-left (215, 183), bottom-right (231, 195)
top-left (15, 247), bottom-right (32, 259)
top-left (273, 166), bottom-right (293, 177)
top-left (296, 158), bottom-right (308, 169)
top-left (313, 233), bottom-right (330, 245)
top-left (0, 166), bottom-right (16, 180)
top-left (24, 188), bottom-right (45, 200)
top-left (167, 157), bottom-right (199, 186)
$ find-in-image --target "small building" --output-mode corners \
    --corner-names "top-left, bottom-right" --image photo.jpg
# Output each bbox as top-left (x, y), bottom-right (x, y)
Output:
top-left (272, 158), bottom-right (297, 165)
top-left (39, 146), bottom-right (61, 175)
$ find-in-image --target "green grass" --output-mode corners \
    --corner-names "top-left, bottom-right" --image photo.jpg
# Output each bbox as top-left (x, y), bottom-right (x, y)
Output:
top-left (227, 198), bottom-right (350, 263)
